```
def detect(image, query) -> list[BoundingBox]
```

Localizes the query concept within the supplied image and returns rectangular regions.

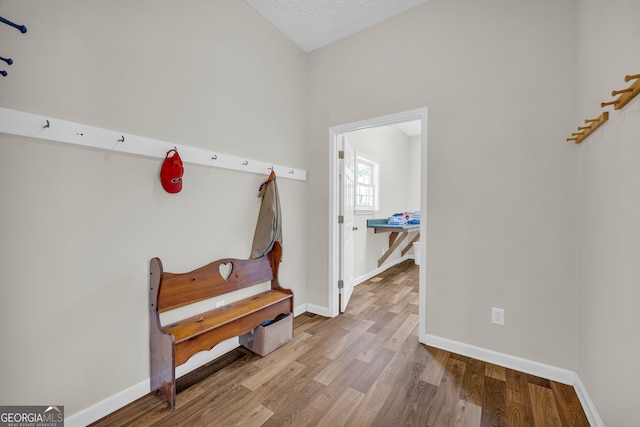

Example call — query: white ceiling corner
[395,120,422,137]
[244,0,429,52]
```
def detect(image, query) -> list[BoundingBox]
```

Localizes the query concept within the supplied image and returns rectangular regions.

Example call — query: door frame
[328,107,428,343]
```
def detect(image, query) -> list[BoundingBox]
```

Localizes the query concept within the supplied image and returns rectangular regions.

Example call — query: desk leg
[401,232,420,257]
[378,232,408,267]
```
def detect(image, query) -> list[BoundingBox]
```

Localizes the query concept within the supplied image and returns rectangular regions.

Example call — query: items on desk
[388,211,420,225]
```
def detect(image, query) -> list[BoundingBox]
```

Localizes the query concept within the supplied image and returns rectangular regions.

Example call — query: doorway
[328,108,428,343]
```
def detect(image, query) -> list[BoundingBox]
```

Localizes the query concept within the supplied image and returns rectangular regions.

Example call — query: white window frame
[355,153,380,214]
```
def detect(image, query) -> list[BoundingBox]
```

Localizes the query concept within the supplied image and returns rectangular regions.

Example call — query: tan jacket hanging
[250,171,282,259]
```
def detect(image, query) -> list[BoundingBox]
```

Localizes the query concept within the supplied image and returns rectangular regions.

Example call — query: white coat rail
[0,107,307,181]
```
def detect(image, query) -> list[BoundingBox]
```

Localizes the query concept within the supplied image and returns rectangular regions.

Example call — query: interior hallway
[92,260,588,426]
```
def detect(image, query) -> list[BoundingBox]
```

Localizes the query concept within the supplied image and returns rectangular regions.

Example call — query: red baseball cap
[160,149,183,193]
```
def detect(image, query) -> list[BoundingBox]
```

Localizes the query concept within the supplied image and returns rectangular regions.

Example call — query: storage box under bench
[240,313,293,356]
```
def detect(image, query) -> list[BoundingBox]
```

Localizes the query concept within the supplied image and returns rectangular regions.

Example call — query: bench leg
[150,257,177,411]
[154,381,175,411]
[150,328,176,411]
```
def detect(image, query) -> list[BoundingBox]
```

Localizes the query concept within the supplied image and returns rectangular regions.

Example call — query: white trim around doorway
[328,107,429,343]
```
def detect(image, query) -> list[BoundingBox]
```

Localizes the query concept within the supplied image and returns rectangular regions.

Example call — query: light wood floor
[92,260,589,426]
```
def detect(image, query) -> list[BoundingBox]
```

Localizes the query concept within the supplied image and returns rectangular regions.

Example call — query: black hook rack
[1,56,10,76]
[0,16,27,33]
[1,16,27,78]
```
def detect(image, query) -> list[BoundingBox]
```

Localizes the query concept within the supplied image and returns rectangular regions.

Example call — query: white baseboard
[305,303,331,317]
[301,255,415,319]
[66,306,320,427]
[573,374,605,427]
[66,378,149,427]
[294,303,307,317]
[65,338,239,427]
[69,314,604,427]
[424,334,576,384]
[423,334,603,427]
[353,254,414,287]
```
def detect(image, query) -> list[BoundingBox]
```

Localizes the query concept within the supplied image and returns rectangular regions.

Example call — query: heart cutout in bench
[219,262,233,281]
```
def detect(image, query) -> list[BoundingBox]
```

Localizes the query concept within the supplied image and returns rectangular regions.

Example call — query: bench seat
[164,290,293,366]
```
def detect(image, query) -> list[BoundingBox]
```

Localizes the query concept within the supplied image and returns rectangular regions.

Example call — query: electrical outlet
[215,300,226,308]
[491,307,504,326]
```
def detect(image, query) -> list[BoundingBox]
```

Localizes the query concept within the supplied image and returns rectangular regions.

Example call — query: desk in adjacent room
[366,219,420,267]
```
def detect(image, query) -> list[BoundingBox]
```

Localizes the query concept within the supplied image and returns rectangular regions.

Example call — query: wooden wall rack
[601,74,640,110]
[566,112,609,144]
[566,72,639,145]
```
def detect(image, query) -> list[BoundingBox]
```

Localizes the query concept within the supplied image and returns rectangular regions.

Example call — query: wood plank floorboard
[91,260,589,427]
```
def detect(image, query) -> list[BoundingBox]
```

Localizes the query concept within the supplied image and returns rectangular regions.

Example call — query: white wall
[307,0,580,371]
[347,125,419,280]
[575,0,640,425]
[407,135,421,212]
[4,0,637,423]
[0,0,308,419]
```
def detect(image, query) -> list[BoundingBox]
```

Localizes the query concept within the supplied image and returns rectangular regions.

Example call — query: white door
[339,136,356,313]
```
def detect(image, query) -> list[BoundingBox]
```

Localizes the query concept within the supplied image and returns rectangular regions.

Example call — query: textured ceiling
[244,0,429,52]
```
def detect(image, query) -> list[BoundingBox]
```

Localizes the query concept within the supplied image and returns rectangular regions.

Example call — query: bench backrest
[152,242,282,313]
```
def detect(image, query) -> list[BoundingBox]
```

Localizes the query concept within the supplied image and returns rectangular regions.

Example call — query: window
[355,154,379,213]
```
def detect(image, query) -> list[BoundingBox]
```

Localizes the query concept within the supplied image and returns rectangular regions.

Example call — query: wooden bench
[149,242,293,410]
